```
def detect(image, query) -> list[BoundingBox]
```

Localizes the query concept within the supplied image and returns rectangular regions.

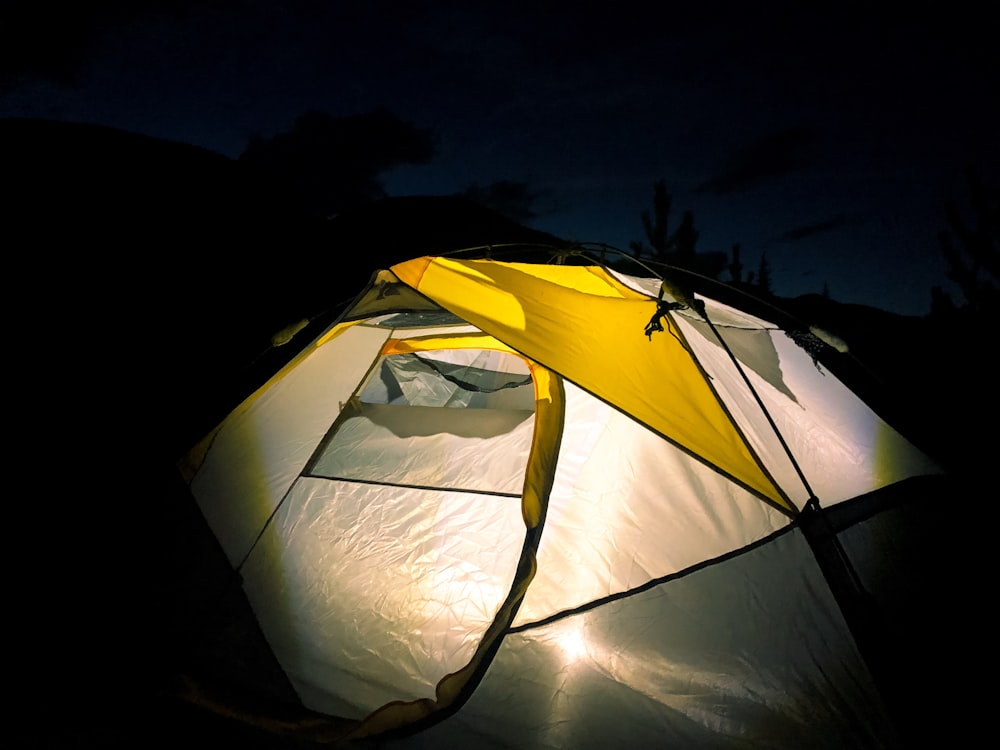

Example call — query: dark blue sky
[3,1,996,314]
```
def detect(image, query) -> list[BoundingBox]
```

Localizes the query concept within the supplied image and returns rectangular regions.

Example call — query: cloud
[458,179,548,225]
[773,213,851,243]
[697,126,819,195]
[0,1,223,88]
[238,108,436,217]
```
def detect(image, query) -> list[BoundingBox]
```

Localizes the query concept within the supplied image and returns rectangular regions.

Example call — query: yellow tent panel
[392,256,790,509]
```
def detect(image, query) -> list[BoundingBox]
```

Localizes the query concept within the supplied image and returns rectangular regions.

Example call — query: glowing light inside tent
[558,624,590,663]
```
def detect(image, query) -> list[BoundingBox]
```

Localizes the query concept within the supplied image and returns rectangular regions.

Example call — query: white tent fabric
[241,477,526,717]
[672,306,939,506]
[410,529,897,750]
[515,379,787,626]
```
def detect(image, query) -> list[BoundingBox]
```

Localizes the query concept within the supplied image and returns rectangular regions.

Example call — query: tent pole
[798,502,914,747]
[690,302,914,746]
[688,298,816,500]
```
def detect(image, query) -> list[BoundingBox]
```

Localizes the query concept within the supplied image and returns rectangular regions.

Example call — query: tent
[178,253,946,747]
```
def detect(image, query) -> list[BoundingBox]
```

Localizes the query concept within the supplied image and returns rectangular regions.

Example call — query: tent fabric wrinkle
[181,253,943,747]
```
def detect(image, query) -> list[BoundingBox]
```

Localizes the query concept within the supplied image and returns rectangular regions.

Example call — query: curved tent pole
[665,274,913,747]
[689,295,819,504]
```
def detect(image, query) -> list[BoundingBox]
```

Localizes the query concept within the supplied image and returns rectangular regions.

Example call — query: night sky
[3,1,997,315]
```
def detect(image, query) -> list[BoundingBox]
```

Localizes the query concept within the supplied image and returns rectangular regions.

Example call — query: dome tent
[178,251,944,747]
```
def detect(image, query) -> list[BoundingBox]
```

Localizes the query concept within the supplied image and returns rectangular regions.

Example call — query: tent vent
[376,310,467,328]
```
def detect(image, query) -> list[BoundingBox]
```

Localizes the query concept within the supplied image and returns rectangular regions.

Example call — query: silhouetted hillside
[3,119,564,448]
[6,118,326,444]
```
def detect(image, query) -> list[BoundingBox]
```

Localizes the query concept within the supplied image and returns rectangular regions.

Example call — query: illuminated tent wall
[180,256,942,747]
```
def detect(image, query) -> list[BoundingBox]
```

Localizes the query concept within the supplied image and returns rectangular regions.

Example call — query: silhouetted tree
[631,179,672,258]
[672,210,699,265]
[756,252,773,296]
[238,108,435,218]
[631,179,724,278]
[930,284,958,317]
[728,243,743,284]
[935,168,999,317]
[460,180,539,224]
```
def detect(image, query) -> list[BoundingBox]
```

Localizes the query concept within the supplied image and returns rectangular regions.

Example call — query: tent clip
[803,495,823,513]
[644,299,687,340]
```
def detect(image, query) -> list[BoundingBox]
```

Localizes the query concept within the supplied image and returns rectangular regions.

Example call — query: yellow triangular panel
[392,256,790,509]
